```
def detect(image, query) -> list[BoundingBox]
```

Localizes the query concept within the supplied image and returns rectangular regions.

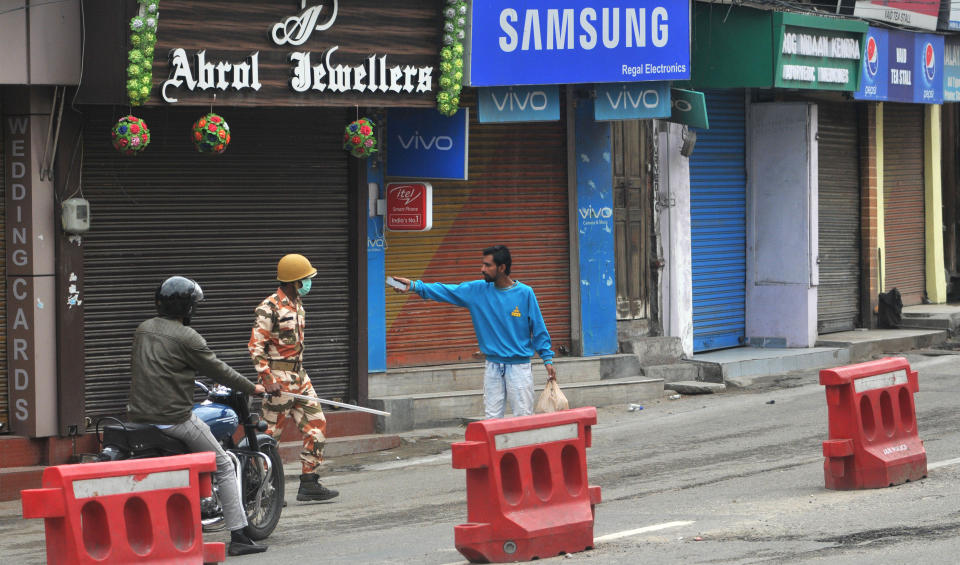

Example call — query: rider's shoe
[228,532,268,556]
[297,473,339,501]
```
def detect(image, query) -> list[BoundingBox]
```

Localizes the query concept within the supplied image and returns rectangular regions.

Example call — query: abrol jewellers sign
[466,0,691,86]
[154,0,439,106]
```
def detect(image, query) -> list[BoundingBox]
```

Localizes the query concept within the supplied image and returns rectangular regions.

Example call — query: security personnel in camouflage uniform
[248,254,339,502]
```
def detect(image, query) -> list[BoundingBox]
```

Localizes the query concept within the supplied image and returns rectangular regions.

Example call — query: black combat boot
[297,473,339,502]
[228,530,268,556]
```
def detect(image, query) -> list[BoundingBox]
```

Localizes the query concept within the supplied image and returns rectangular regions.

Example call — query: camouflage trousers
[261,369,327,474]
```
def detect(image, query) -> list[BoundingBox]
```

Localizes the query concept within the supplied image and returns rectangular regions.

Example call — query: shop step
[369,376,664,433]
[276,433,403,466]
[642,362,701,383]
[0,466,46,502]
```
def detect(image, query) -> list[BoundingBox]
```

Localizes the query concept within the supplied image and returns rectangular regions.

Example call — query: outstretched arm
[390,276,474,308]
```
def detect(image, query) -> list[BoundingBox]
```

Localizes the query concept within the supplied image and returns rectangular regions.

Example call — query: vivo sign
[594,82,671,121]
[467,1,690,86]
[386,108,469,180]
[397,135,455,151]
[478,85,561,122]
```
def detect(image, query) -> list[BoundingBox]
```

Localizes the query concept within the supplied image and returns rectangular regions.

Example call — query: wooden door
[612,121,651,320]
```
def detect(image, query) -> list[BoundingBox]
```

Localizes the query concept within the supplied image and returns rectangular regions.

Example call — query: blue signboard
[887,30,914,103]
[946,38,960,102]
[386,108,469,180]
[594,82,671,121]
[467,1,691,86]
[855,28,888,101]
[855,28,943,103]
[914,34,943,104]
[477,85,561,122]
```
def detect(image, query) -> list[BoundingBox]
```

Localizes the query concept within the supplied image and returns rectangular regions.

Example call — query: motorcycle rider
[128,276,269,557]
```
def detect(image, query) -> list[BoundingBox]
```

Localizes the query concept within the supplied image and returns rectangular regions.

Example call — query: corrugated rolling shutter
[0,126,6,431]
[883,103,925,305]
[81,107,351,421]
[817,103,861,333]
[690,90,746,352]
[384,94,571,367]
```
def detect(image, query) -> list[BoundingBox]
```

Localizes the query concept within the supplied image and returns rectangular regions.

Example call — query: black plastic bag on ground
[878,288,902,328]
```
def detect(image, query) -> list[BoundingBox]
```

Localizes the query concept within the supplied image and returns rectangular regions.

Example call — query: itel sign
[386,182,432,231]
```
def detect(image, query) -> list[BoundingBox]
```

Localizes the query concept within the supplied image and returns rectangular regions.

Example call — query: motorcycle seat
[102,422,188,455]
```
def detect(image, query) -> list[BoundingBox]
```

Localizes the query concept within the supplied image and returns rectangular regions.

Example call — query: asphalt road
[2,349,959,564]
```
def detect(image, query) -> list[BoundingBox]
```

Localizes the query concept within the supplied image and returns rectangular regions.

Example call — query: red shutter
[385,93,571,367]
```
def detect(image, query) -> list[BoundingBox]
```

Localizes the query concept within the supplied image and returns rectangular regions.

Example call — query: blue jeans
[483,361,534,419]
[159,413,247,531]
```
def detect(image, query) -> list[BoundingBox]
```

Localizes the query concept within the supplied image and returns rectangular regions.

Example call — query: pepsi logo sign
[866,36,879,77]
[924,42,936,81]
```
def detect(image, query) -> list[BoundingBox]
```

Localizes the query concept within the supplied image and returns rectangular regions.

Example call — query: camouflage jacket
[248,287,305,386]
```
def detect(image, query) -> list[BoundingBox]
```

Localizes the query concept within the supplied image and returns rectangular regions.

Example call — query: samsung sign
[467,1,691,87]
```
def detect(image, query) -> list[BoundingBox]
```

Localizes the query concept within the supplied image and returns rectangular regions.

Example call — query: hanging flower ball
[191,112,231,154]
[111,115,151,156]
[342,118,377,158]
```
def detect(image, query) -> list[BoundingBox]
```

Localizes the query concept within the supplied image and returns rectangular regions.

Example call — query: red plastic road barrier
[451,406,602,563]
[820,356,927,490]
[21,452,225,564]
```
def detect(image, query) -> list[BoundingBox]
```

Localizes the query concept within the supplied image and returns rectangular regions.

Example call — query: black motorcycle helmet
[155,276,204,325]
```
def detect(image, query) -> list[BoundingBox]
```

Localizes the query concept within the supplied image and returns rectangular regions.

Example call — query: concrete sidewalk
[687,303,959,388]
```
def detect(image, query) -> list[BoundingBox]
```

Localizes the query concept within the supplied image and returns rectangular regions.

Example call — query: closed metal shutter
[883,104,925,305]
[817,103,861,333]
[0,126,6,431]
[690,90,747,352]
[81,107,351,421]
[384,94,571,367]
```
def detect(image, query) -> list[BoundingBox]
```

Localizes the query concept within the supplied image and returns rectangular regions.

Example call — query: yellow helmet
[277,254,317,282]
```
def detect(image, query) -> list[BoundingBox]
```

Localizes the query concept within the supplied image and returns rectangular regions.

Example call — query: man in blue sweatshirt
[392,245,556,418]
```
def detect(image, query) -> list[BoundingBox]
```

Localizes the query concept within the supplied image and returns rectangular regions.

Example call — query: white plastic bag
[535,379,569,413]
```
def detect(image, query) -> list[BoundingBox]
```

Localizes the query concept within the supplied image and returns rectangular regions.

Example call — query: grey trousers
[159,413,247,531]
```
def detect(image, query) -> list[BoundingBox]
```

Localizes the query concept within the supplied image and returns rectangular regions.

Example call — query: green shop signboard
[683,5,866,91]
[774,13,865,91]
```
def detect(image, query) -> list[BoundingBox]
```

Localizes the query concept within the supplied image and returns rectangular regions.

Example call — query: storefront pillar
[656,122,693,357]
[3,88,58,437]
[924,104,947,303]
[366,158,386,373]
[573,96,617,356]
[860,103,884,328]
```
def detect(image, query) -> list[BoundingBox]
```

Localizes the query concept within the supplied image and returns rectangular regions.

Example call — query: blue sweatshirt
[413,279,554,365]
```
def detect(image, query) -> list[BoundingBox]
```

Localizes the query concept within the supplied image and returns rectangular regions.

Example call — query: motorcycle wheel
[243,444,285,540]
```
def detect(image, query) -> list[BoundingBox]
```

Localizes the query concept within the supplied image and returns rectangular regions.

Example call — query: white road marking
[362,451,451,471]
[594,520,696,543]
[928,457,960,470]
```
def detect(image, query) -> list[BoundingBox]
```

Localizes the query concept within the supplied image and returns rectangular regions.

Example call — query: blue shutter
[689,91,747,352]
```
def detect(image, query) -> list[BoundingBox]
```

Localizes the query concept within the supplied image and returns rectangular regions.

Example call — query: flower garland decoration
[191,113,231,154]
[437,0,468,116]
[343,118,377,158]
[126,0,160,105]
[111,115,151,156]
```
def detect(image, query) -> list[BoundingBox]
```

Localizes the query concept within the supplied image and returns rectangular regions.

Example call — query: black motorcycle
[97,381,284,540]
